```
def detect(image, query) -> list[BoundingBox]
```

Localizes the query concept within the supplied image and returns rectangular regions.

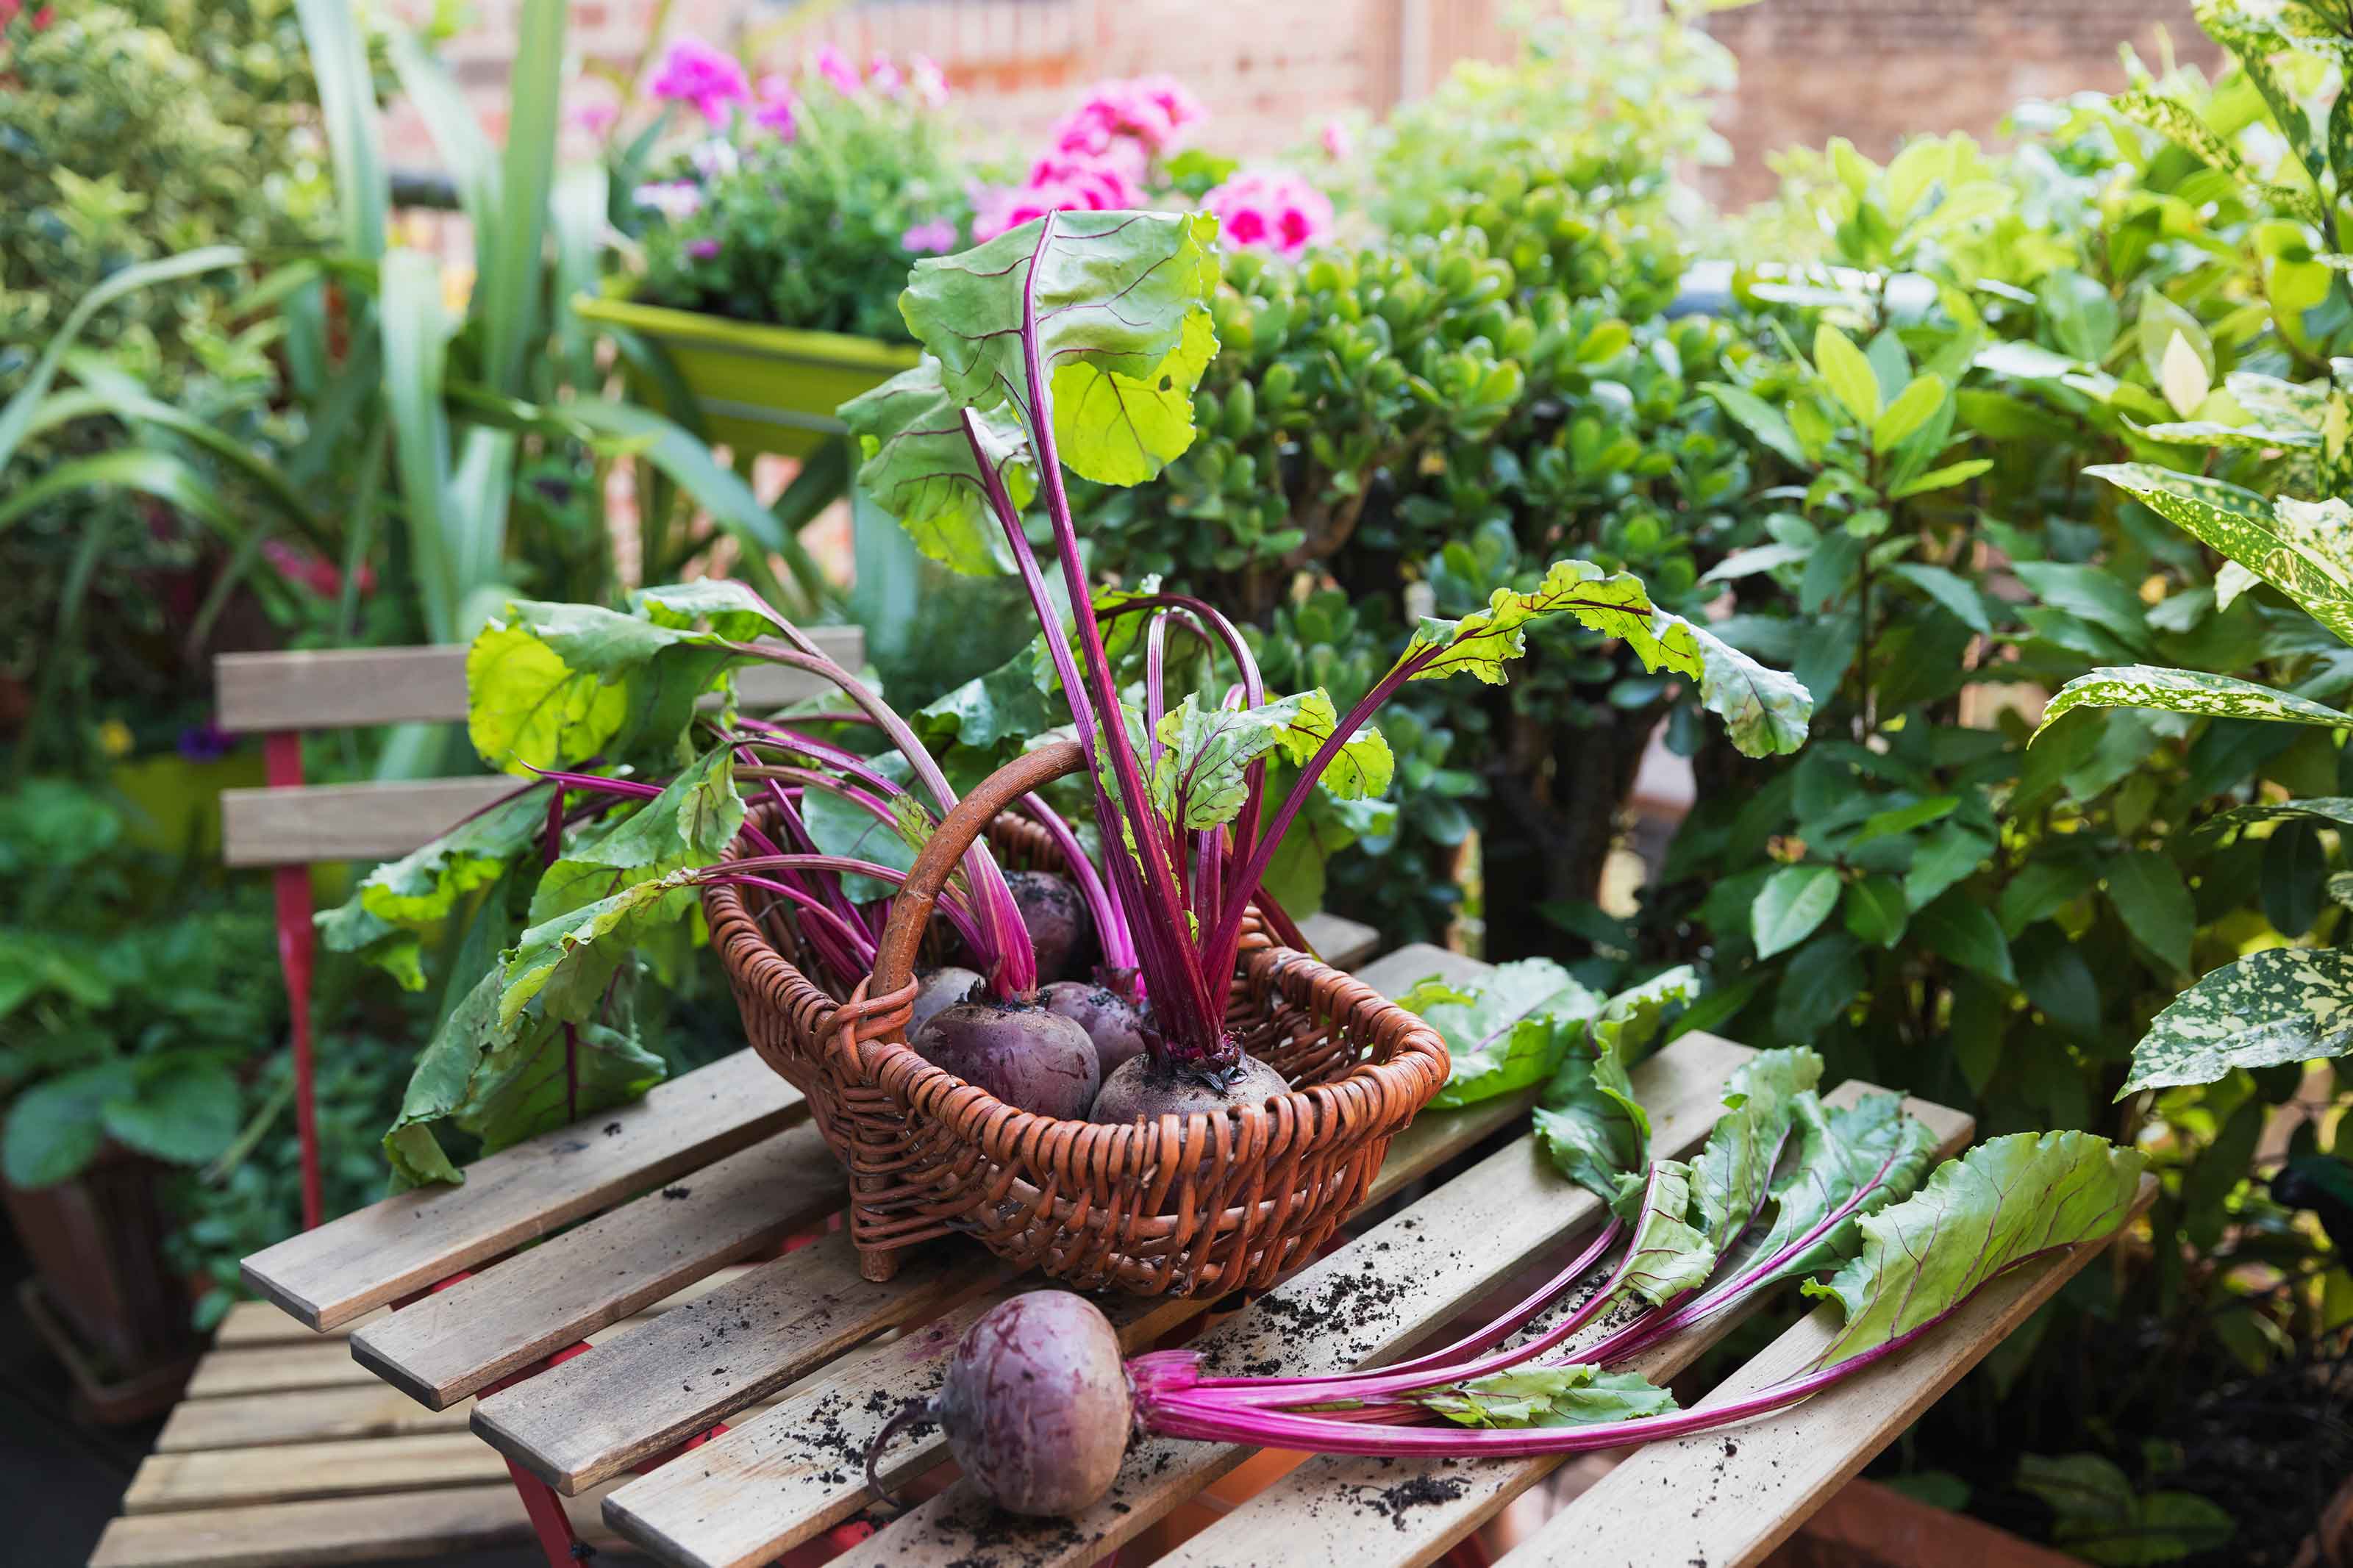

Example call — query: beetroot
[1007,870,1093,983]
[913,997,1101,1119]
[882,1289,1132,1516]
[1089,1050,1289,1124]
[908,965,982,1040]
[1041,981,1149,1075]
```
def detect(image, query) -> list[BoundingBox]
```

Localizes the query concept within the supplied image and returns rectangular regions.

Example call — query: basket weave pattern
[705,740,1450,1296]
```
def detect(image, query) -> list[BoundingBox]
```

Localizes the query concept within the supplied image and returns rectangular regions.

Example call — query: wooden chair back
[213,627,865,1225]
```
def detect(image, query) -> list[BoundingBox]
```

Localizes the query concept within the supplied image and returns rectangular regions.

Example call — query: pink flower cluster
[1050,75,1205,163]
[650,37,749,125]
[1202,169,1332,259]
[650,37,949,138]
[972,76,1205,242]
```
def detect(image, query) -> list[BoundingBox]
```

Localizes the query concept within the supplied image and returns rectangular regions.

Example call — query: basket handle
[871,738,1088,1011]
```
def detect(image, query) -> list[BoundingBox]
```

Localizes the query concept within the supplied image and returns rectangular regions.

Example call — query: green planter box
[573,296,919,459]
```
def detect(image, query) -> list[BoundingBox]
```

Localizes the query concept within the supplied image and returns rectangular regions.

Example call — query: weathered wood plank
[182,1342,377,1399]
[210,1264,760,1350]
[221,777,523,867]
[88,1482,620,1568]
[156,1386,475,1453]
[604,1034,1751,1568]
[242,1049,800,1331]
[1502,1174,2157,1568]
[351,1126,843,1409]
[215,627,863,734]
[1297,910,1381,971]
[1151,1087,1977,1568]
[474,1231,993,1494]
[121,1432,510,1514]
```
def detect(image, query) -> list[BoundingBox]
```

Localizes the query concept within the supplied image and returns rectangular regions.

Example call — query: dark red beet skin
[932,1291,1132,1515]
[1040,980,1149,1074]
[1089,1051,1290,1123]
[911,998,1101,1120]
[908,965,982,1039]
[1007,870,1093,983]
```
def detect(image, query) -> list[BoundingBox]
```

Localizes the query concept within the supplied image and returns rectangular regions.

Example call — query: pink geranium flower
[1321,118,1352,161]
[651,36,750,125]
[811,43,862,96]
[901,218,958,254]
[865,53,903,96]
[754,74,799,138]
[1050,74,1207,161]
[1202,168,1332,259]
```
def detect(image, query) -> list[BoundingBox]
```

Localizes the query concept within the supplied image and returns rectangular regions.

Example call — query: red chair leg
[505,1458,586,1567]
[263,731,322,1231]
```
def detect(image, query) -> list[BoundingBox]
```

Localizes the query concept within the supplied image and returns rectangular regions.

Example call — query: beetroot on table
[911,997,1101,1120]
[1007,870,1093,984]
[1040,980,1149,1075]
[1089,1050,1289,1124]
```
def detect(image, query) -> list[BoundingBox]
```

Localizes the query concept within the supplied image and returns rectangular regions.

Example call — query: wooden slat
[88,1482,621,1568]
[1297,910,1380,970]
[191,1269,767,1400]
[604,1034,1748,1568]
[121,1432,510,1514]
[812,1031,1753,1568]
[221,776,521,867]
[182,1342,376,1399]
[475,1231,992,1494]
[242,1049,800,1331]
[351,1125,842,1408]
[1151,1086,1977,1568]
[215,626,864,733]
[210,1263,760,1350]
[1504,1174,2159,1568]
[156,1386,475,1453]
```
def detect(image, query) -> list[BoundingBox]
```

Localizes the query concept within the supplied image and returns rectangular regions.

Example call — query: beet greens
[844,208,1815,1080]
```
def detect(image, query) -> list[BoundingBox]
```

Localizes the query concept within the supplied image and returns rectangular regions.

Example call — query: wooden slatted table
[140,938,2145,1568]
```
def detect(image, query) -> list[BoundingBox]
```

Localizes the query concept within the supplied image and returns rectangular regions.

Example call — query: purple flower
[176,723,233,763]
[866,53,903,96]
[900,218,958,254]
[687,237,721,260]
[754,74,799,139]
[651,36,750,125]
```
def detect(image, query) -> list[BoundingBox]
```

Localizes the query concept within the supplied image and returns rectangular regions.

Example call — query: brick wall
[1704,0,2213,203]
[385,1,2218,212]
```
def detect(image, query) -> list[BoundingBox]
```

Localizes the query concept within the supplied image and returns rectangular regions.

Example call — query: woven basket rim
[704,867,1448,1145]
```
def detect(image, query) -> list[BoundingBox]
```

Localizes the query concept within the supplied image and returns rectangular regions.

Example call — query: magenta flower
[1202,169,1332,259]
[1026,154,1141,209]
[754,74,799,139]
[865,53,903,96]
[686,237,721,260]
[651,36,750,125]
[571,98,618,137]
[812,43,862,96]
[900,218,958,254]
[1051,74,1207,162]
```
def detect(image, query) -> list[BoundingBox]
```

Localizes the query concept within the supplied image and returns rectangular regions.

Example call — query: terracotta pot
[4,1146,196,1390]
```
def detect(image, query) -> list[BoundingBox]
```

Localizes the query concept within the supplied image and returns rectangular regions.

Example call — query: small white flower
[689,138,740,182]
[632,182,704,222]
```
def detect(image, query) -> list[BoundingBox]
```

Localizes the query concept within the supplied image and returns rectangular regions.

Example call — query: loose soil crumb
[662,1186,692,1199]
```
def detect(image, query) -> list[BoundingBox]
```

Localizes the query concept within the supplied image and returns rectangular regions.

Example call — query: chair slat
[474,1231,986,1494]
[207,1262,759,1350]
[215,626,864,734]
[219,777,521,868]
[801,1031,1754,1568]
[1296,910,1379,971]
[351,1125,842,1409]
[88,1482,618,1568]
[242,1049,799,1331]
[121,1431,509,1514]
[1149,1086,1977,1568]
[156,1386,474,1453]
[182,1342,377,1399]
[1503,1174,2157,1568]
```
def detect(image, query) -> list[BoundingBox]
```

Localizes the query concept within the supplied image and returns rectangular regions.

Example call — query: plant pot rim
[571,292,922,372]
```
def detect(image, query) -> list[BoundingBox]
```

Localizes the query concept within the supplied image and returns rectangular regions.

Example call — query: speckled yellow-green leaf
[2120,946,2353,1096]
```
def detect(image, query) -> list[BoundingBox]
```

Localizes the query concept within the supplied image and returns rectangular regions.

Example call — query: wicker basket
[705,740,1450,1296]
